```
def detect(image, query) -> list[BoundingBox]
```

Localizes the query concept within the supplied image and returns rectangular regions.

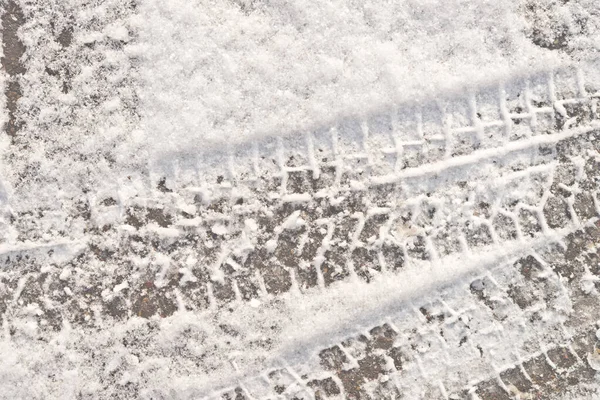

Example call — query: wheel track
[6,63,599,247]
[150,63,600,193]
[207,220,600,400]
[0,23,600,399]
[102,130,599,308]
[2,2,600,397]
[2,76,600,324]
[1,62,600,398]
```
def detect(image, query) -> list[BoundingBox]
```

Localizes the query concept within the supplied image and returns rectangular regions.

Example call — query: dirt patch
[1,0,26,137]
[523,0,591,54]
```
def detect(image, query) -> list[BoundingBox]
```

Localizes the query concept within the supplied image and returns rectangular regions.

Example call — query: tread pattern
[2,67,600,324]
[206,221,600,400]
[1,63,600,399]
[2,128,598,324]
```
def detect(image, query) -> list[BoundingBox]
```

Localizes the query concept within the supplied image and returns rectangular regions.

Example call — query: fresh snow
[139,0,567,157]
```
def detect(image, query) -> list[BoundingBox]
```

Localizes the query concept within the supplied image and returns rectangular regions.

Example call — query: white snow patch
[265,239,278,253]
[211,223,229,236]
[276,210,306,233]
[249,298,261,308]
[113,281,129,294]
[104,23,130,42]
[138,0,566,161]
[244,218,258,232]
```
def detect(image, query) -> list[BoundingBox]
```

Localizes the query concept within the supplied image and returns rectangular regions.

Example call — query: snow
[211,223,229,236]
[113,281,129,293]
[0,228,568,397]
[138,0,567,160]
[0,63,5,139]
[2,0,600,397]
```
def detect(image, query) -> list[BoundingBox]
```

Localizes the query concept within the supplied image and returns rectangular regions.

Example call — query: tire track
[1,50,600,397]
[1,121,598,332]
[208,220,600,399]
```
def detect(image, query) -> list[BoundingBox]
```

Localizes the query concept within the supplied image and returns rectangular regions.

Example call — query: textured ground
[1,1,600,399]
